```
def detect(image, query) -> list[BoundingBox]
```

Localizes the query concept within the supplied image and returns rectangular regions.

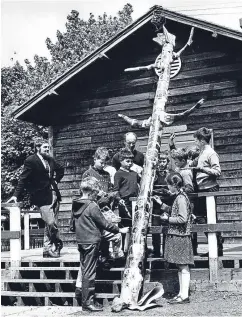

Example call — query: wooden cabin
[13,6,242,247]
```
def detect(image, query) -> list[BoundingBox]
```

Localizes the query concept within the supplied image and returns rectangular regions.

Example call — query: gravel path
[1,291,242,317]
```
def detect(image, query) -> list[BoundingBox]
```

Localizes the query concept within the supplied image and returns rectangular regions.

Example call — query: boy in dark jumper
[82,147,112,194]
[82,147,124,262]
[70,176,128,312]
[113,148,139,228]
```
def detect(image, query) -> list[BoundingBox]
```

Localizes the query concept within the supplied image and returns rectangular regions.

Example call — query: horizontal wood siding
[52,29,242,242]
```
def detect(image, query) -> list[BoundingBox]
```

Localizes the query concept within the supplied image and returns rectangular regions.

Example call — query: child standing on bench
[192,127,223,256]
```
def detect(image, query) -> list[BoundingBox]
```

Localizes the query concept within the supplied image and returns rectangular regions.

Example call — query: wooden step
[12,266,80,271]
[146,256,209,262]
[9,266,125,271]
[1,290,118,306]
[1,291,118,298]
[2,279,122,284]
[2,279,76,283]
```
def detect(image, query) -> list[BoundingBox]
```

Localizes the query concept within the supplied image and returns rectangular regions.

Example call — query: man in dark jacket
[70,176,128,312]
[7,138,64,258]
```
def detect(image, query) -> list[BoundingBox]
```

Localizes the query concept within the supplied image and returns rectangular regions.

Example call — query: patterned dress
[164,190,194,265]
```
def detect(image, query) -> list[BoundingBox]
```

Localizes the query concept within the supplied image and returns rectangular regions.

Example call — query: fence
[1,190,242,282]
[131,190,242,283]
[1,205,44,252]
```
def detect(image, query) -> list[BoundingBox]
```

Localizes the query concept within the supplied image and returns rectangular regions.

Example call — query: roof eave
[12,7,154,120]
[13,5,242,121]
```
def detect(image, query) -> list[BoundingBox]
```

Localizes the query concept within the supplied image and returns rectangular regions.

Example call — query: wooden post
[9,204,21,277]
[24,212,30,250]
[206,196,218,282]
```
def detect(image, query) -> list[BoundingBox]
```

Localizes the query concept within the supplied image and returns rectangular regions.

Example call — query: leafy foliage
[1,4,133,202]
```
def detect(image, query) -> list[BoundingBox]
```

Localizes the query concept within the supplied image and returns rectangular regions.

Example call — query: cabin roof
[12,5,242,123]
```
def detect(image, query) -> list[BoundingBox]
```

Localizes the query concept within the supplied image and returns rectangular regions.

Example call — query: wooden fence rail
[1,203,22,278]
[2,190,242,282]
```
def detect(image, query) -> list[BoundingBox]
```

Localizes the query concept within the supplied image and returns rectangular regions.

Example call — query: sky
[1,0,242,67]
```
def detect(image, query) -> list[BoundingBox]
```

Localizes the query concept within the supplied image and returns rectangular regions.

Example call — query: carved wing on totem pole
[118,98,205,128]
[112,10,204,312]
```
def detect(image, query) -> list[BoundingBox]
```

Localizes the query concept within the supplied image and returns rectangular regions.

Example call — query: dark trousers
[119,198,132,227]
[193,185,223,254]
[152,204,162,256]
[119,198,132,250]
[78,242,100,307]
[152,201,168,256]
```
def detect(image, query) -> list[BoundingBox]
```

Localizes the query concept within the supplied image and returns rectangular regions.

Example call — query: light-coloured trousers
[38,192,60,252]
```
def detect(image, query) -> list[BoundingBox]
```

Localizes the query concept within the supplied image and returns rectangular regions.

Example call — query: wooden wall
[52,22,242,244]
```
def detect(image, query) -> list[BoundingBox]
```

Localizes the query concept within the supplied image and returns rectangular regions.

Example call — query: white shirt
[37,153,50,177]
[104,165,116,185]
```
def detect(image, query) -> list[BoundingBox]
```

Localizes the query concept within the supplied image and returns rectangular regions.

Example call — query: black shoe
[169,296,190,304]
[82,304,103,312]
[43,249,60,258]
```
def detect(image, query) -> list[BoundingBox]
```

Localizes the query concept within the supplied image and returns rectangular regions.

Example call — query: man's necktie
[44,159,50,176]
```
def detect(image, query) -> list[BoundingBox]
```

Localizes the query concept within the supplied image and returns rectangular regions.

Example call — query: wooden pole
[112,26,177,311]
[112,20,199,311]
[206,196,218,282]
[9,204,21,278]
[24,212,30,250]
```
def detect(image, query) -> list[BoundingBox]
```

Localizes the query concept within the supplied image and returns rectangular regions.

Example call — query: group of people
[7,127,222,311]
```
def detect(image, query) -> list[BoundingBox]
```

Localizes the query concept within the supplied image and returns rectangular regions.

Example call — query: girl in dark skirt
[154,172,194,304]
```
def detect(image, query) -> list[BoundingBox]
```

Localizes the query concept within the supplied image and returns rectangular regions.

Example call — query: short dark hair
[193,127,212,143]
[171,148,188,161]
[166,172,183,189]
[119,148,134,161]
[94,147,110,161]
[159,150,170,163]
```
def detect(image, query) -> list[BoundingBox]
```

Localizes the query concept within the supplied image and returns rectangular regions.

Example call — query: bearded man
[7,138,64,258]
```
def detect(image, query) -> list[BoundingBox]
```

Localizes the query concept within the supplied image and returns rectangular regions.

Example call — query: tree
[1,4,133,202]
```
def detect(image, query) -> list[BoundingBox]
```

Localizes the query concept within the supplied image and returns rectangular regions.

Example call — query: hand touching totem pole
[112,9,204,312]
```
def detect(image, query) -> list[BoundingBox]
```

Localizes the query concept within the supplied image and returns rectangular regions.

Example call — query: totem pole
[112,10,204,312]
